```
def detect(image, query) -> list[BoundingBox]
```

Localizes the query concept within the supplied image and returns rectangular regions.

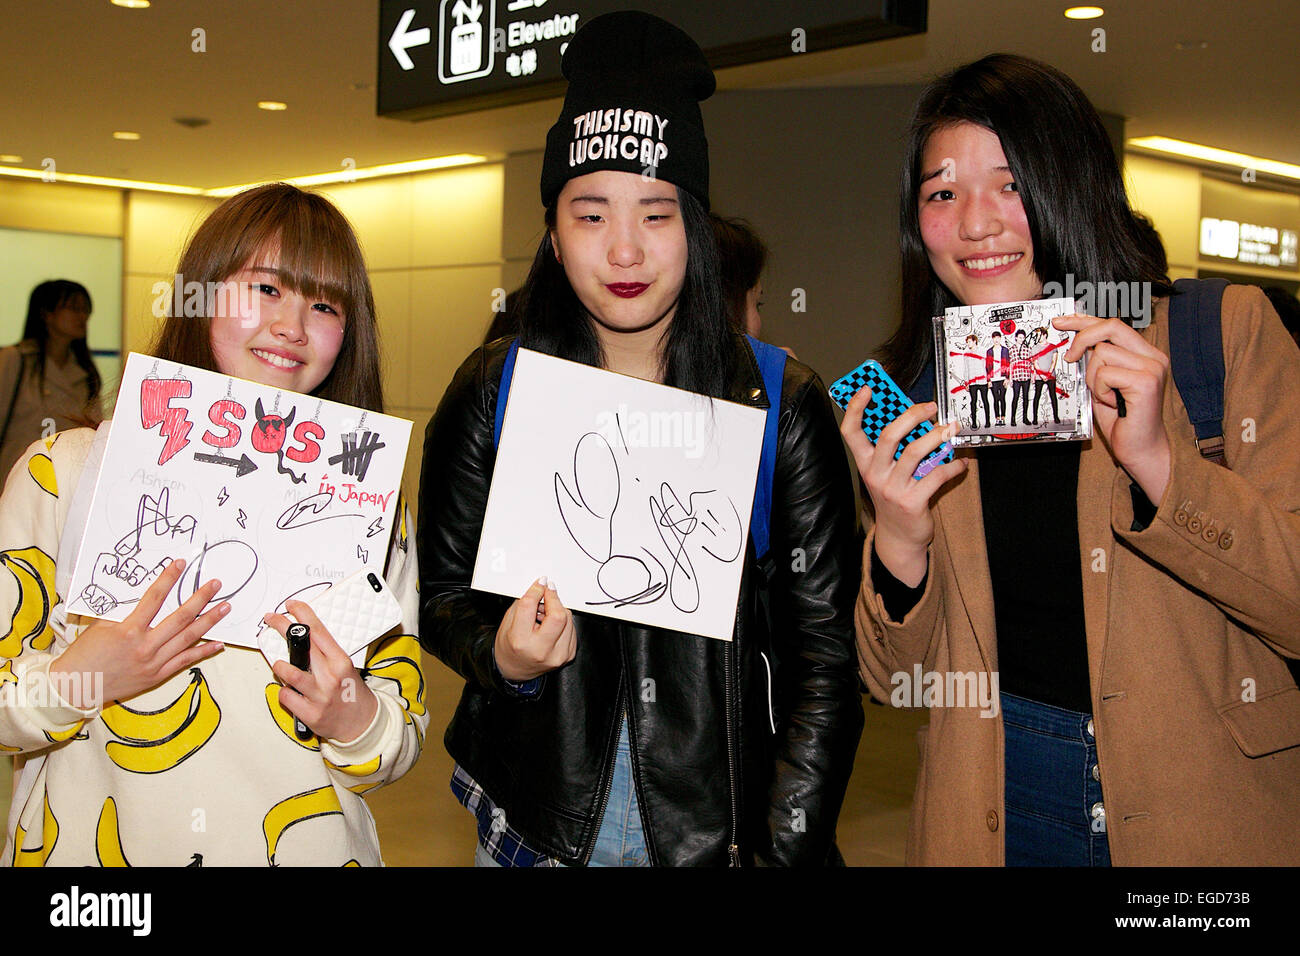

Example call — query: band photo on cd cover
[934,298,1093,447]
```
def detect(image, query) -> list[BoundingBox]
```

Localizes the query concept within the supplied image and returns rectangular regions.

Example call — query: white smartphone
[258,567,402,670]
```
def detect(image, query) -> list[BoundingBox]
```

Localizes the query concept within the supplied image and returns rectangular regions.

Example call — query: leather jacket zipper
[724,619,740,867]
[583,675,625,866]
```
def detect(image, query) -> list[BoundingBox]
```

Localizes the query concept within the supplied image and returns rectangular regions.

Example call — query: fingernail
[537,575,548,588]
[219,603,230,615]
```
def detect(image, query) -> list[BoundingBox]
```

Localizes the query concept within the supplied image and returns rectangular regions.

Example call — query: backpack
[492,335,788,562]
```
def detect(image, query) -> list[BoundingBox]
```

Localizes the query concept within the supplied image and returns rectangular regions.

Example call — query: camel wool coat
[856,285,1300,866]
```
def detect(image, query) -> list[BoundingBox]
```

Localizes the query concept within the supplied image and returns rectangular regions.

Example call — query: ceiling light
[1128,136,1300,181]
[257,101,288,111]
[0,165,203,195]
[0,154,488,197]
[113,131,141,141]
[1174,39,1209,51]
[111,0,151,7]
[0,155,22,164]
[207,154,488,197]
[1064,7,1104,18]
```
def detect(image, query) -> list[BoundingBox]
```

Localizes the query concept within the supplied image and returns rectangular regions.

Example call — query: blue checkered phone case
[829,360,953,479]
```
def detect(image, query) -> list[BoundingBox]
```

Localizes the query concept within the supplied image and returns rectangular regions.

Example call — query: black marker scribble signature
[178,539,259,608]
[649,485,742,613]
[276,492,362,530]
[114,488,197,557]
[555,431,742,613]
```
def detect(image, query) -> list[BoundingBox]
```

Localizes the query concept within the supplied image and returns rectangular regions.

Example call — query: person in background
[713,215,796,358]
[0,280,103,478]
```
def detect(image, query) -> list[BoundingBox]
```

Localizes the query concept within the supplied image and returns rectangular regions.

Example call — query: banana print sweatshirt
[0,427,427,866]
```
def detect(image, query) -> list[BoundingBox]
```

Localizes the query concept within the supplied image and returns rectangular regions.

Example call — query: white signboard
[66,353,412,649]
[473,349,765,642]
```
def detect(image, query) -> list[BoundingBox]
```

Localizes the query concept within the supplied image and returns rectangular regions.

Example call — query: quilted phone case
[829,360,953,479]
[303,568,402,658]
[257,567,402,672]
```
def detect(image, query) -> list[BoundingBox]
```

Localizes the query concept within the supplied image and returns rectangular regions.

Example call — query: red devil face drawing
[251,398,295,454]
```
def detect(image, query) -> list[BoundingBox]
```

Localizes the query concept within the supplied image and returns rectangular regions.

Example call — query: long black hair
[881,53,1173,387]
[21,279,102,403]
[516,185,736,399]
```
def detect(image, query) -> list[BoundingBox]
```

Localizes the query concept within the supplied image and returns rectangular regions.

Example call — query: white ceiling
[1,0,1296,190]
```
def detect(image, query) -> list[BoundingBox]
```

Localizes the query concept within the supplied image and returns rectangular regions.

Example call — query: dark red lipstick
[606,283,648,298]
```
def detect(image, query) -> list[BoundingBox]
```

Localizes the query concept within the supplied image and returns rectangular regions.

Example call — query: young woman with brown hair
[0,183,425,866]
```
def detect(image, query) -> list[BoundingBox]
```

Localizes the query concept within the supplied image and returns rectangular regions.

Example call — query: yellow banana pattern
[43,722,87,744]
[263,786,343,865]
[0,438,425,865]
[263,682,319,750]
[364,639,426,747]
[103,668,221,774]
[95,797,130,867]
[13,792,58,867]
[0,546,57,657]
[27,454,57,498]
[325,753,382,778]
[103,668,205,742]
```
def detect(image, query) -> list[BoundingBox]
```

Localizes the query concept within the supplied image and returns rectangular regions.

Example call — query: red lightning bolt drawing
[140,378,194,465]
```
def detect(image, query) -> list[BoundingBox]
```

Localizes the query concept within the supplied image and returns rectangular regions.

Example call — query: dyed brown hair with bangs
[149,182,384,412]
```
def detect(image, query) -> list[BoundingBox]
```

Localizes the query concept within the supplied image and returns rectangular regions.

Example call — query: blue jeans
[1002,692,1111,867]
[473,716,649,867]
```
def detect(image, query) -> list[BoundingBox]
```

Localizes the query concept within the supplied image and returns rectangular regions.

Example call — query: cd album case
[932,297,1092,448]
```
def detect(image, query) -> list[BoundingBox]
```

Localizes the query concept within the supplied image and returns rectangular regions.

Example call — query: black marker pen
[287,622,313,741]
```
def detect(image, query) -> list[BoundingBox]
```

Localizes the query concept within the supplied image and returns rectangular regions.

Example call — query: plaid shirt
[1009,341,1035,381]
[452,764,562,867]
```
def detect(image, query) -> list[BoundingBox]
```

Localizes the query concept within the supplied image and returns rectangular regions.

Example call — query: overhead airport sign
[378,0,928,120]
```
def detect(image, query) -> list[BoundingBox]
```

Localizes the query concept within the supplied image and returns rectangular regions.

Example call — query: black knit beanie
[539,11,716,209]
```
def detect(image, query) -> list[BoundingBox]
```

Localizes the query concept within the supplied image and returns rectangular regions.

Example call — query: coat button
[1085,717,1094,739]
[986,810,998,832]
[1218,530,1234,550]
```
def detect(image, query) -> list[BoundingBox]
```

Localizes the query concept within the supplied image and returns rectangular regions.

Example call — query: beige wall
[315,163,505,513]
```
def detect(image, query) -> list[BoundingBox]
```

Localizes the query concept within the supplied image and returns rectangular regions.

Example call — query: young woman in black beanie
[418,11,863,866]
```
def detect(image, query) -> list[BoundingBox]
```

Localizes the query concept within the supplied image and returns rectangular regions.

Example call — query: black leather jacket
[417,335,863,866]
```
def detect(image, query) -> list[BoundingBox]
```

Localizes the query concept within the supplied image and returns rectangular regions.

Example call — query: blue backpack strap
[746,335,787,563]
[492,338,521,450]
[1167,278,1229,467]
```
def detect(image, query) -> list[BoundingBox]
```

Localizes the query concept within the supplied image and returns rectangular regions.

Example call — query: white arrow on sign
[452,0,483,26]
[389,8,432,71]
